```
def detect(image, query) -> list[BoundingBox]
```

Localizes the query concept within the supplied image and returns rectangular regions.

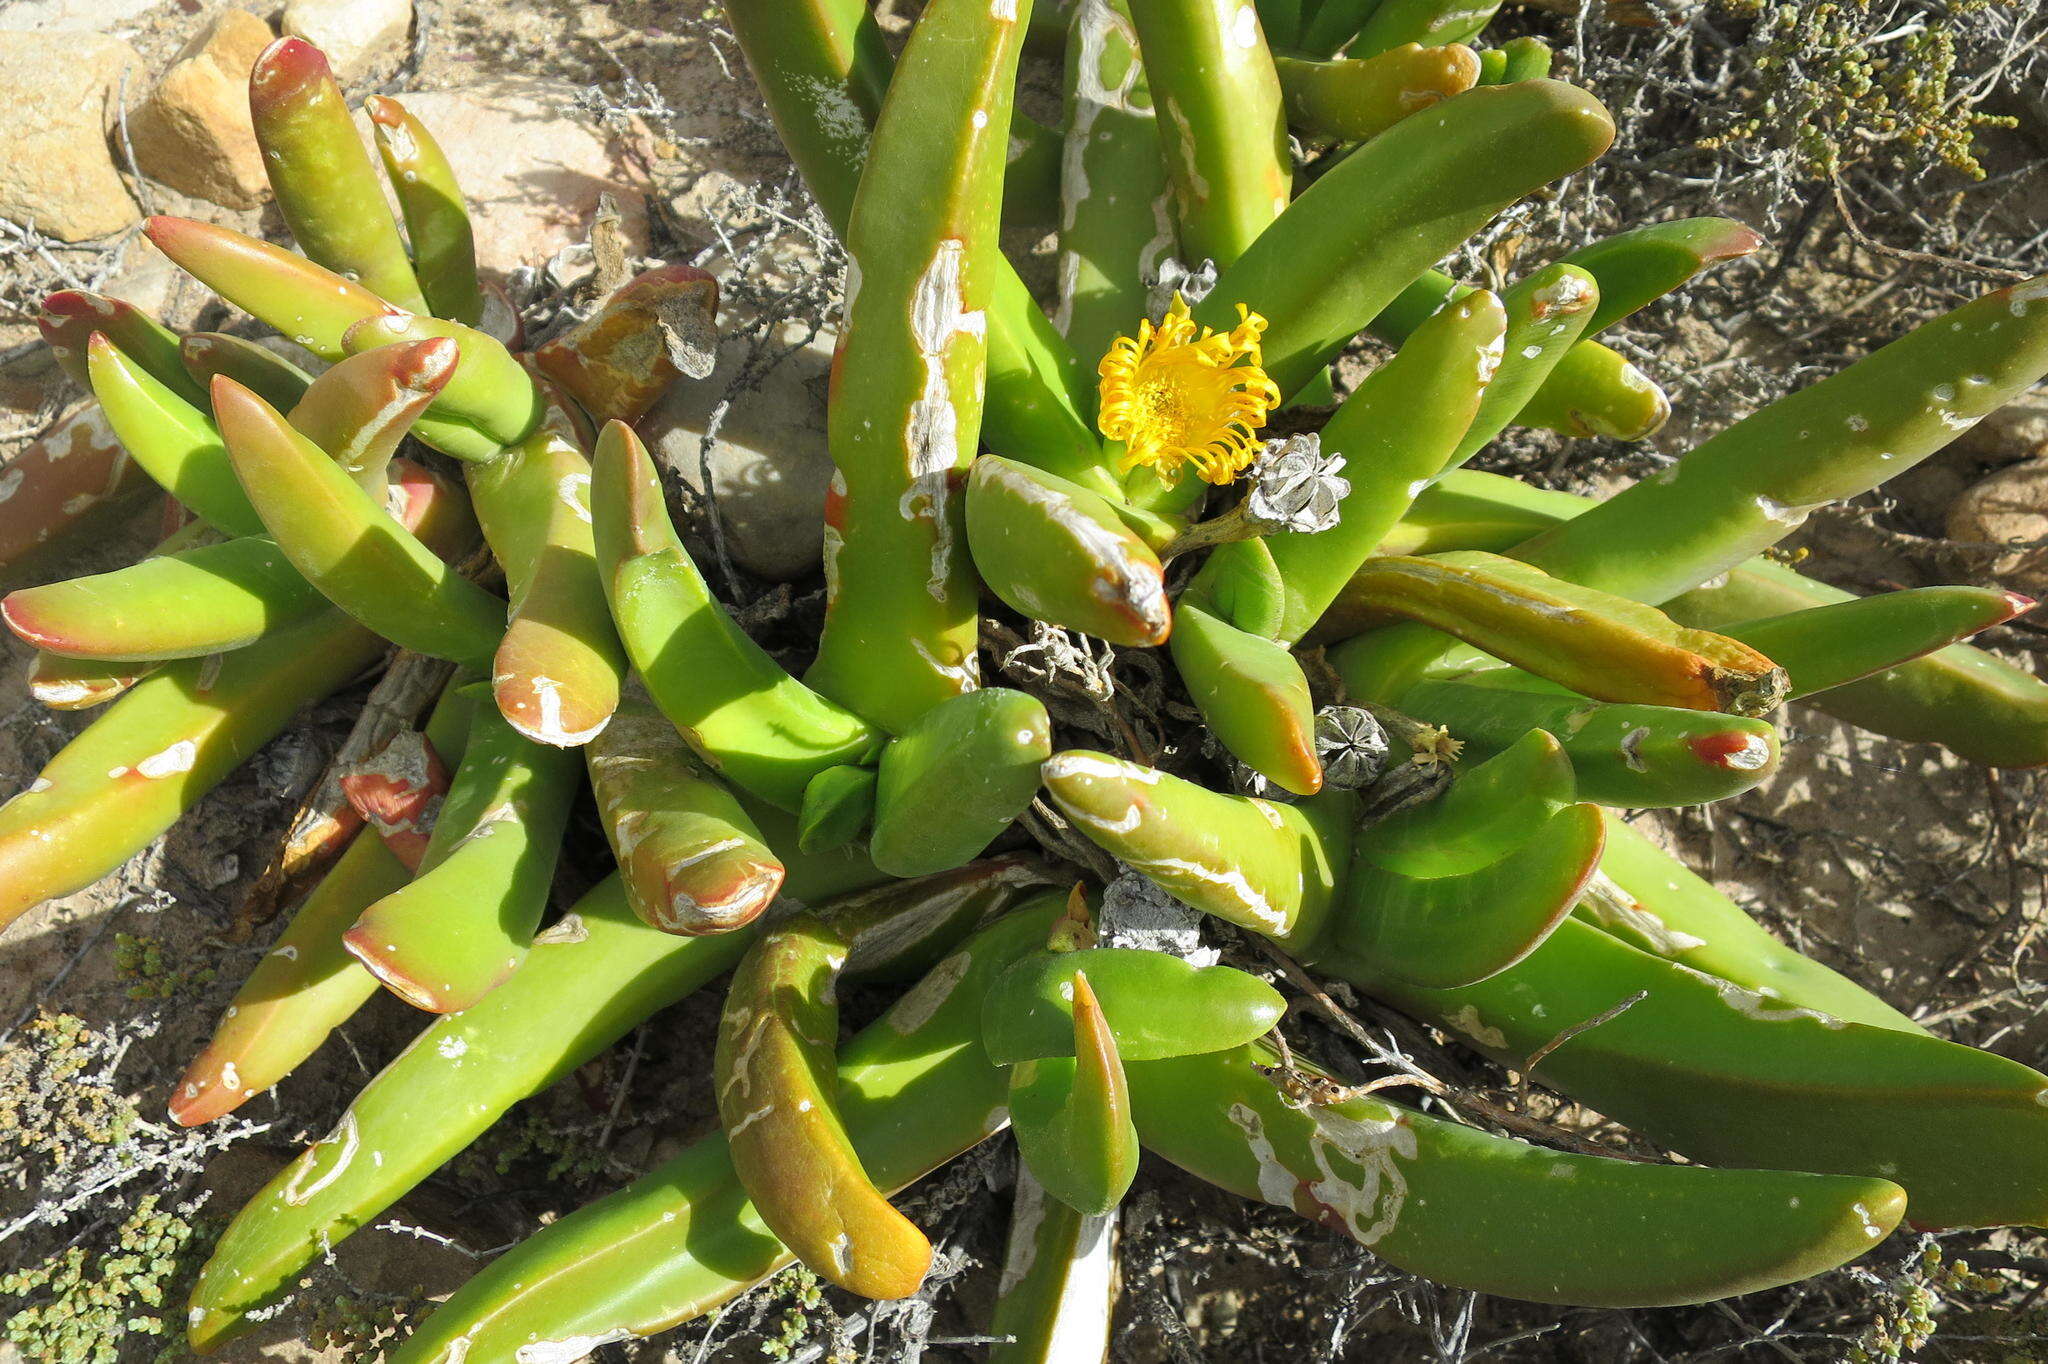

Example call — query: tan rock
[281,0,412,81]
[352,76,653,278]
[1947,458,2048,591]
[0,0,155,32]
[0,33,144,241]
[125,8,275,211]
[643,333,835,582]
[1954,393,2048,462]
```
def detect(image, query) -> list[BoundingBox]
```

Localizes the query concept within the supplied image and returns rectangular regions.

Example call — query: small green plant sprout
[0,6,2045,1360]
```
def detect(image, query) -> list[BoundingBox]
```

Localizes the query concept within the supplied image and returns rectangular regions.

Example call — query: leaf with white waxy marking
[589,691,784,936]
[467,426,627,747]
[1040,748,1353,946]
[966,454,1171,647]
[718,912,934,1297]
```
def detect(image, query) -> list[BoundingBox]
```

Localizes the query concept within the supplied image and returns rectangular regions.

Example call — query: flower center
[1097,297,1280,487]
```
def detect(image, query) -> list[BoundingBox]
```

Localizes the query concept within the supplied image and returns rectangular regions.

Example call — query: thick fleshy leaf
[1395,467,2048,767]
[1008,973,1139,1214]
[0,607,384,934]
[144,216,398,362]
[3,461,467,662]
[39,290,203,405]
[1347,0,1501,58]
[1340,551,1788,715]
[214,376,505,664]
[1053,0,1169,364]
[1386,676,1780,808]
[1520,274,2048,605]
[982,946,1285,1063]
[467,427,626,746]
[186,875,749,1350]
[1170,601,1321,794]
[170,833,400,1126]
[87,333,263,537]
[285,339,458,487]
[1132,1042,1907,1305]
[364,94,485,325]
[371,897,1064,1364]
[27,652,153,710]
[717,913,934,1298]
[1516,339,1670,439]
[1040,749,1352,945]
[1217,289,1502,646]
[248,37,427,312]
[1716,587,2031,700]
[1193,80,1613,400]
[986,1171,1116,1364]
[342,311,544,452]
[1126,0,1288,266]
[801,0,1027,729]
[869,688,1051,877]
[590,691,784,935]
[967,454,1170,646]
[173,685,475,1126]
[593,421,883,807]
[342,701,581,1012]
[1344,916,2048,1230]
[1274,44,1480,144]
[178,332,314,411]
[1322,806,1602,988]
[797,763,877,854]
[1583,813,1922,1034]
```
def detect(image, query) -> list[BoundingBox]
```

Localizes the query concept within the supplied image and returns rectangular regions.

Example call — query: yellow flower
[1097,297,1281,486]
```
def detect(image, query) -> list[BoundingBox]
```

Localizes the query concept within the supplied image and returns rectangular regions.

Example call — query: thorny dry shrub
[5,2,2048,1360]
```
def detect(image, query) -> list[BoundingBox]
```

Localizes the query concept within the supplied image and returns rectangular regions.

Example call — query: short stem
[1158,499,1282,560]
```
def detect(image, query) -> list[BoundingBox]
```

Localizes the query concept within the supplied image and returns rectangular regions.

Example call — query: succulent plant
[2,5,2047,1360]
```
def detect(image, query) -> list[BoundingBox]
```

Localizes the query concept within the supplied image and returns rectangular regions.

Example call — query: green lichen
[455,1107,613,1189]
[113,933,217,1002]
[305,1288,429,1362]
[759,1263,827,1361]
[0,1196,214,1364]
[1846,1241,2010,1363]
[0,1011,138,1176]
[1698,1,2018,182]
